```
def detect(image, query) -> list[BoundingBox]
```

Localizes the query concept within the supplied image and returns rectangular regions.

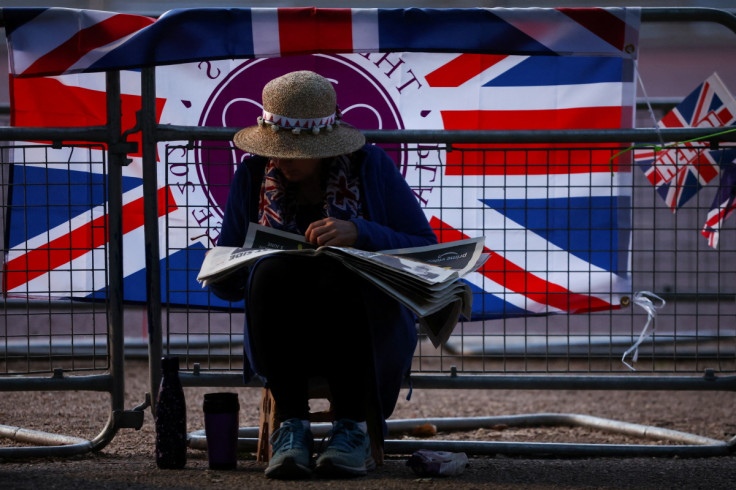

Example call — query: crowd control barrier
[1,7,735,459]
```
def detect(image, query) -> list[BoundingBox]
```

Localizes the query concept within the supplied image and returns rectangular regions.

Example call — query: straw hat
[233,70,366,159]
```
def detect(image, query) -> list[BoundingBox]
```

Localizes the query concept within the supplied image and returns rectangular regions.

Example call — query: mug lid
[203,392,239,413]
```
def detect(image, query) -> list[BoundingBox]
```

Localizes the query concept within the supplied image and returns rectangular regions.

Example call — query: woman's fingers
[305,218,357,246]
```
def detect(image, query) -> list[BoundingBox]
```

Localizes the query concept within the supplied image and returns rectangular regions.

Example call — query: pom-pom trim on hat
[259,109,337,135]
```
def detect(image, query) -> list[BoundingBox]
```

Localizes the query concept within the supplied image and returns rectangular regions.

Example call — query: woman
[211,70,437,480]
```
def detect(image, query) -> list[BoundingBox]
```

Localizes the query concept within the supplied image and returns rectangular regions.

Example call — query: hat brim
[233,122,366,159]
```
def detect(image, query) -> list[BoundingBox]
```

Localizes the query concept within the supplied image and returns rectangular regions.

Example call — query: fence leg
[140,66,164,411]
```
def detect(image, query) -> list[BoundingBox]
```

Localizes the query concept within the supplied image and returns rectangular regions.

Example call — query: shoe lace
[270,419,306,452]
[325,419,365,452]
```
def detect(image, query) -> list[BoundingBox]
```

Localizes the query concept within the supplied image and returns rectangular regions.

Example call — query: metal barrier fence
[0,73,144,458]
[161,142,736,376]
[2,143,110,375]
[155,131,736,458]
[1,6,736,459]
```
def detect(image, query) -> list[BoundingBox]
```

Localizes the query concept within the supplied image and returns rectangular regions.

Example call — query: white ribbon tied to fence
[622,291,667,371]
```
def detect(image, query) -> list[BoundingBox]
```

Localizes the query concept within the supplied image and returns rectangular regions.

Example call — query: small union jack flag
[702,160,736,248]
[635,73,736,211]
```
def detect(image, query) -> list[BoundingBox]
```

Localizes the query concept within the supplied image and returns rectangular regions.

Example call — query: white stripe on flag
[461,261,623,316]
[402,82,625,111]
[7,247,108,296]
[439,200,619,285]
[425,192,622,297]
[463,270,563,315]
[7,186,143,255]
[42,70,142,95]
[434,173,628,202]
[251,8,280,58]
[65,30,143,74]
[351,9,379,52]
[10,9,117,75]
[464,55,529,86]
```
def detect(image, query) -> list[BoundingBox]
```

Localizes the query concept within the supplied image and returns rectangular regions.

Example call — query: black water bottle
[155,356,187,469]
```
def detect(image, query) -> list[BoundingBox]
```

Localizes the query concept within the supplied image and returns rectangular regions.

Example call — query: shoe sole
[265,456,312,480]
[315,456,376,478]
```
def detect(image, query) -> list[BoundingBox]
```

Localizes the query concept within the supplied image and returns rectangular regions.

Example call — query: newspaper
[197,224,488,347]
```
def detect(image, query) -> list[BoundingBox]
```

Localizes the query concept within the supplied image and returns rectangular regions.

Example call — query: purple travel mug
[203,392,240,470]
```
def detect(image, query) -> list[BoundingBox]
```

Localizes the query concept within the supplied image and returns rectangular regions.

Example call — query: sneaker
[265,418,313,480]
[315,419,376,478]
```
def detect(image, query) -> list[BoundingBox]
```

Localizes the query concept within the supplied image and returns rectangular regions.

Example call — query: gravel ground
[2,359,736,489]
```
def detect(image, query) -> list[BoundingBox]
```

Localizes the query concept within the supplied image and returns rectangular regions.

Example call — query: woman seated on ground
[210,70,437,480]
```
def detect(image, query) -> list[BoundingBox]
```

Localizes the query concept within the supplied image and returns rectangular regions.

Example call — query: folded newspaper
[197,224,489,347]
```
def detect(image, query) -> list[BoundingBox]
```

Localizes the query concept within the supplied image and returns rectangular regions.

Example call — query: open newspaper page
[322,247,458,285]
[338,259,474,347]
[243,224,315,250]
[197,224,488,346]
[196,246,312,286]
[197,224,314,286]
[347,236,486,347]
[381,237,486,278]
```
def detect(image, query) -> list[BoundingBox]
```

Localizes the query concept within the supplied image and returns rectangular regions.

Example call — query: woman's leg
[308,258,372,423]
[247,254,374,422]
[247,255,315,421]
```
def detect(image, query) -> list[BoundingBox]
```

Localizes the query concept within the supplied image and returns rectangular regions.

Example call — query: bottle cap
[161,356,180,372]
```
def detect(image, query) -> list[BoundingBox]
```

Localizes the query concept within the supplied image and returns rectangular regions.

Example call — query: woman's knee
[250,256,291,285]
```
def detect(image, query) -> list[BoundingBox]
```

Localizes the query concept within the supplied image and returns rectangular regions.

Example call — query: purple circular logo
[196,55,405,217]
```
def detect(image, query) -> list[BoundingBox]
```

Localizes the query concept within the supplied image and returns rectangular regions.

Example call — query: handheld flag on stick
[635,73,736,211]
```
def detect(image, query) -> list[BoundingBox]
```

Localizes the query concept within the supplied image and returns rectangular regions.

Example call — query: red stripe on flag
[21,14,154,77]
[11,77,165,159]
[442,107,623,133]
[704,207,728,228]
[693,81,711,124]
[481,244,613,313]
[557,8,627,51]
[431,217,613,314]
[425,54,508,88]
[441,107,625,175]
[694,149,720,182]
[278,8,353,55]
[4,186,176,292]
[660,110,684,128]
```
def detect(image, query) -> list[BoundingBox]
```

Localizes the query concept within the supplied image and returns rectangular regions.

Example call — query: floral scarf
[257,155,362,234]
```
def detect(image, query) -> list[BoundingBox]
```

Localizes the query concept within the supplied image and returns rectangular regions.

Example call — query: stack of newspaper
[197,224,488,347]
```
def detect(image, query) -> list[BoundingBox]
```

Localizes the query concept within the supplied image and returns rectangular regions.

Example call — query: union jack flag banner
[3,7,638,318]
[635,73,736,212]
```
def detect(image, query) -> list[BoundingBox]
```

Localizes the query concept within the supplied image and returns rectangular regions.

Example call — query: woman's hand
[305,218,358,247]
